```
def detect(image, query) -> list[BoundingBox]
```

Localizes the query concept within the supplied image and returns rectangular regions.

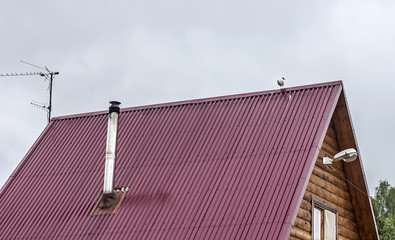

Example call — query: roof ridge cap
[52,80,343,121]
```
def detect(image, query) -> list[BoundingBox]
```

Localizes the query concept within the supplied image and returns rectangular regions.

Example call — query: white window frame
[312,199,338,240]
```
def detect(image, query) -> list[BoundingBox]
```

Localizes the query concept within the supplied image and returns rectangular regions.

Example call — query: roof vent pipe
[103,101,121,194]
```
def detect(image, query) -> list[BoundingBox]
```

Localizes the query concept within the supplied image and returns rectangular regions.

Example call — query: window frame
[312,199,338,240]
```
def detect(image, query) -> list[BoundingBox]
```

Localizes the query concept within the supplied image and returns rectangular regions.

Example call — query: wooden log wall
[289,121,361,240]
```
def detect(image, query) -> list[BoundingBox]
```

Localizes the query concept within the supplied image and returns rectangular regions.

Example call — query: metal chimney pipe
[103,101,121,194]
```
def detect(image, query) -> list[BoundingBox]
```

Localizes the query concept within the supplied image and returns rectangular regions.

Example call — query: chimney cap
[110,101,121,107]
[109,101,121,114]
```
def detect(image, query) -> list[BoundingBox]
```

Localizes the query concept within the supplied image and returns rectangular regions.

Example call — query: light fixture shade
[323,148,358,165]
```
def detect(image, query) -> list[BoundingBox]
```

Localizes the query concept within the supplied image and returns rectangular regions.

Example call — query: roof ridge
[51,80,342,121]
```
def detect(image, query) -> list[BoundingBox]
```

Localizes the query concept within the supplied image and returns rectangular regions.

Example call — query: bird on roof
[277,77,285,88]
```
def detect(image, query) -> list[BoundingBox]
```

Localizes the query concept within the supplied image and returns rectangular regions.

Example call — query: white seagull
[277,77,285,88]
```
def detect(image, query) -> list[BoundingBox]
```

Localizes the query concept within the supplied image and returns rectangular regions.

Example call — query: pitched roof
[0,81,373,239]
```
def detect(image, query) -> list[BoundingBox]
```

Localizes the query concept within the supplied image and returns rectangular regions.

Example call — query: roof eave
[332,88,380,240]
[279,83,344,239]
[280,83,379,240]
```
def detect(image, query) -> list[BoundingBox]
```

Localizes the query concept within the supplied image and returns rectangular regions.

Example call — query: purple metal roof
[0,81,342,239]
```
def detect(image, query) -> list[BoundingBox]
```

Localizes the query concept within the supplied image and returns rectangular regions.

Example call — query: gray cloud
[1,0,395,194]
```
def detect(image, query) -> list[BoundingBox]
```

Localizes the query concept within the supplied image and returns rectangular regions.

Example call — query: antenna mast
[0,61,59,123]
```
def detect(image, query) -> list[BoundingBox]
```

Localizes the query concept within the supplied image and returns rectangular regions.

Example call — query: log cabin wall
[289,121,361,240]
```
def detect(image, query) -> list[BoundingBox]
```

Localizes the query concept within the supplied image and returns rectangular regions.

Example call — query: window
[312,199,338,240]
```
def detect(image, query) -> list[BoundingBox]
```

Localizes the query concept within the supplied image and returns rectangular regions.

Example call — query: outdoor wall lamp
[323,148,358,165]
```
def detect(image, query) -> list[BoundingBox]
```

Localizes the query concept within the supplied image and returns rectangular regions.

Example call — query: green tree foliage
[371,180,395,240]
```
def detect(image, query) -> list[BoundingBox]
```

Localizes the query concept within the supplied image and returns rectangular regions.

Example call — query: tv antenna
[0,60,59,123]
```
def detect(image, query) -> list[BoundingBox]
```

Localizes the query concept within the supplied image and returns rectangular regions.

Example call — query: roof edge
[52,81,343,121]
[333,87,380,239]
[0,122,55,199]
[279,83,343,239]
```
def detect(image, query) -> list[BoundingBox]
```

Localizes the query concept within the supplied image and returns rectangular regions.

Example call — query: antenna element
[0,61,59,123]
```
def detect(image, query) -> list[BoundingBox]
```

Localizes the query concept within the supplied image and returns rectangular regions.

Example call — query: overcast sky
[1,0,394,195]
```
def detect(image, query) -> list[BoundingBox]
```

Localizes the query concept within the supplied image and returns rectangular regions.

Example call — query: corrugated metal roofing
[0,81,342,239]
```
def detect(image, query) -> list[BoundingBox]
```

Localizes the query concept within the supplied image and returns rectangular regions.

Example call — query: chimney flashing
[90,187,129,216]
